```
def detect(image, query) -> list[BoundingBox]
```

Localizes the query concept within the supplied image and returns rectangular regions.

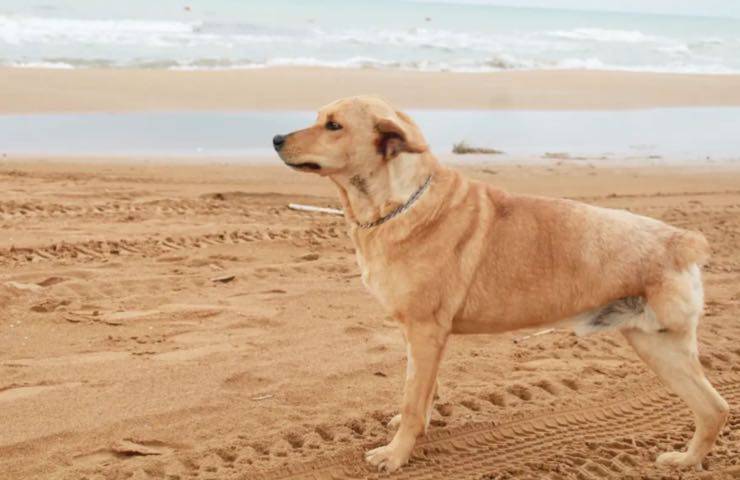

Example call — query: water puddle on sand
[1,109,739,163]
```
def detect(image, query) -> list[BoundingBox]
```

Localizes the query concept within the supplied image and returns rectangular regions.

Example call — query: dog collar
[355,175,433,229]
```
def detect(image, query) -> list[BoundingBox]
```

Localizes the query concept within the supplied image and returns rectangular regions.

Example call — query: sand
[1,158,739,480]
[2,67,740,113]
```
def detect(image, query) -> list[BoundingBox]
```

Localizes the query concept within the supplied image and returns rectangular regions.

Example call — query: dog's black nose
[272,134,286,151]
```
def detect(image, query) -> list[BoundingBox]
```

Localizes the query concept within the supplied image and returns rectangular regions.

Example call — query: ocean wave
[0,14,289,48]
[546,28,665,43]
[0,15,678,52]
[1,14,738,75]
[1,60,76,69]
[0,15,195,45]
[5,55,737,75]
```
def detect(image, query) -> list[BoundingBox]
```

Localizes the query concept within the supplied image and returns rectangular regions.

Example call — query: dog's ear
[374,110,427,159]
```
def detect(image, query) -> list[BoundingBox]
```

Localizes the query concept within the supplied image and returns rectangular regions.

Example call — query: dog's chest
[355,248,400,311]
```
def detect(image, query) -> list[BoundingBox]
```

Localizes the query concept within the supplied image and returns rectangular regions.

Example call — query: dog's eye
[325,121,342,131]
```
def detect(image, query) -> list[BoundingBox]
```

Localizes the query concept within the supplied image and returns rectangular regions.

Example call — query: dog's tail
[669,229,710,269]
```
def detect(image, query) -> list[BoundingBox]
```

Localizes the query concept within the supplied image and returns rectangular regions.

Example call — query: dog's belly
[451,295,657,335]
[451,300,570,334]
[451,315,519,334]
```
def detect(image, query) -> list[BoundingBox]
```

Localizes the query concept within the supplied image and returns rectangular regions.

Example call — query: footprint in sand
[533,379,559,396]
[560,378,580,391]
[283,431,305,448]
[460,399,481,411]
[313,425,334,442]
[343,325,371,336]
[507,384,533,401]
[482,391,507,407]
[30,298,71,313]
[36,276,67,287]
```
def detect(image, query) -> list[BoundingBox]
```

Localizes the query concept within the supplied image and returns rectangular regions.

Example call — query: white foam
[0,14,289,49]
[1,60,76,69]
[0,15,196,45]
[1,13,739,75]
[547,28,664,43]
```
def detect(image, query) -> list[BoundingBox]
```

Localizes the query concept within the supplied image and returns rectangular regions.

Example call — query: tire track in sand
[255,373,739,480]
[0,226,346,265]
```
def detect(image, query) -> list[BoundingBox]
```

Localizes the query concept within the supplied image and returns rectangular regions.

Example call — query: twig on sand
[252,394,274,401]
[288,203,343,216]
[513,328,557,344]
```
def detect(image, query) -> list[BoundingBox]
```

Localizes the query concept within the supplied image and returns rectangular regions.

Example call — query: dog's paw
[365,443,410,472]
[387,414,402,429]
[656,451,703,471]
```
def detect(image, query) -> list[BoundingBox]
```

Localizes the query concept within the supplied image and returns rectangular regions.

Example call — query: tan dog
[272,96,729,473]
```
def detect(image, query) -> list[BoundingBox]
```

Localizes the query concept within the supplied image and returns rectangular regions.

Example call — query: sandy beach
[0,44,739,480]
[4,4,740,480]
[1,156,739,479]
[3,67,740,113]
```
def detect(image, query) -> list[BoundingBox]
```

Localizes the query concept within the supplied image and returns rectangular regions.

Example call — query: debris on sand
[111,439,167,456]
[4,281,43,292]
[288,203,343,216]
[211,274,236,283]
[513,328,557,344]
[36,277,66,287]
[30,299,70,313]
[452,141,504,155]
[252,394,274,401]
[543,152,571,160]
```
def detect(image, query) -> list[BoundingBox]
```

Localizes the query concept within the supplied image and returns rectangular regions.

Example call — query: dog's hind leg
[622,265,729,469]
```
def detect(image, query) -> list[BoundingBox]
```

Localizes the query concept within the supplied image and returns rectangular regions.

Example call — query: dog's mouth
[286,162,321,171]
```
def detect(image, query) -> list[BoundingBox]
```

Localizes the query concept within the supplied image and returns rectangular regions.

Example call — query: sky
[414,0,740,18]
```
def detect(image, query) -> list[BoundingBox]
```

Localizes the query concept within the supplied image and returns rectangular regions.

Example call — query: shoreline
[2,153,739,168]
[2,67,740,113]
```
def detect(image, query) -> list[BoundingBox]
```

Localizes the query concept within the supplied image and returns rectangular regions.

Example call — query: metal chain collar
[355,175,433,229]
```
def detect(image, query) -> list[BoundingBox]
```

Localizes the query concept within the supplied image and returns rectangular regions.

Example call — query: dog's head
[273,96,427,177]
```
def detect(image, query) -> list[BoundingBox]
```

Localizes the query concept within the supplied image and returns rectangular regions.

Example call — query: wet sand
[2,67,740,113]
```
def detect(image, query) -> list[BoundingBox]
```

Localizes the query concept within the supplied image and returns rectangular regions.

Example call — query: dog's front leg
[365,321,448,472]
[387,377,439,430]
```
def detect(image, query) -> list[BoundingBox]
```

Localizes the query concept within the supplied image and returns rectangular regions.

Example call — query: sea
[1,0,740,73]
[2,1,739,161]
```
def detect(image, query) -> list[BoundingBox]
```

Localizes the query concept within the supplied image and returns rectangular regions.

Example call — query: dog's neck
[331,152,437,227]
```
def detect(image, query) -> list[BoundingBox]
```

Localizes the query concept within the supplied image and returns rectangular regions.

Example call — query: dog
[273,96,729,472]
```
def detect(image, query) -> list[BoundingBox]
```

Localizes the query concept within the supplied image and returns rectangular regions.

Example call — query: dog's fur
[274,96,729,472]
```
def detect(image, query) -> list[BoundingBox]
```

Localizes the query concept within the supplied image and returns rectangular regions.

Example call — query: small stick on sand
[513,328,556,344]
[252,394,274,401]
[288,203,343,216]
